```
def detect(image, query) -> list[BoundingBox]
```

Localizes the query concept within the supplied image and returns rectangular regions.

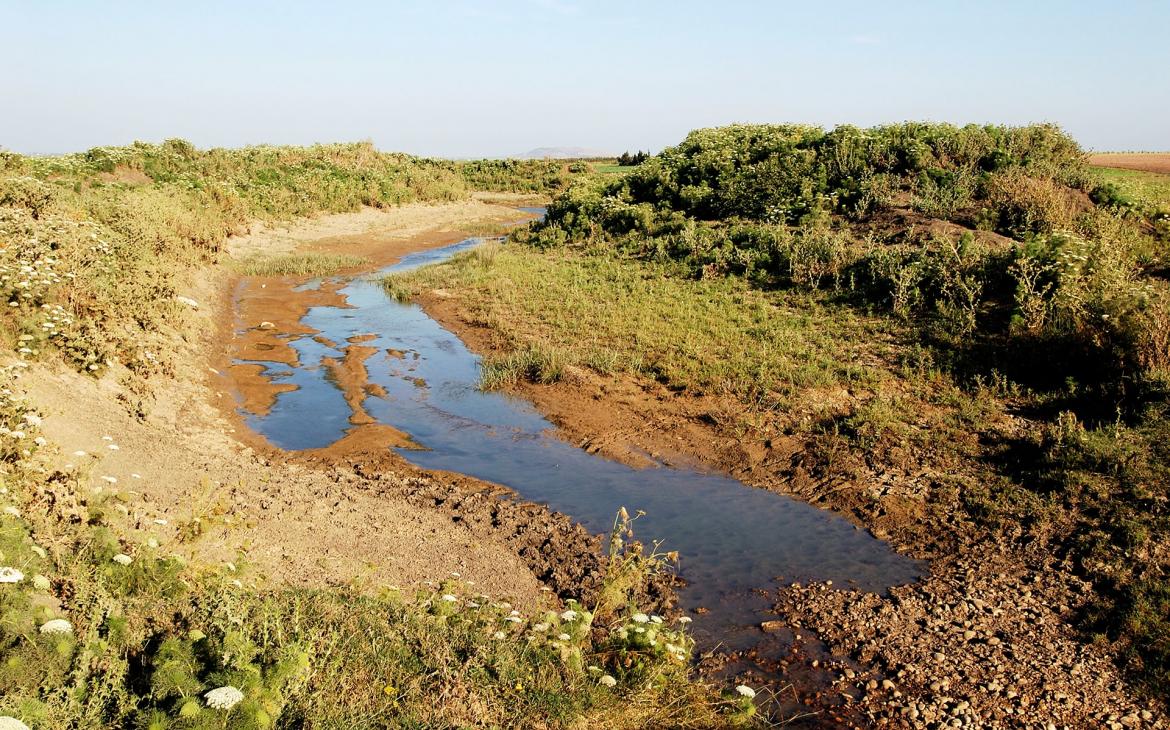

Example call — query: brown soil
[322,335,383,425]
[1089,153,1170,174]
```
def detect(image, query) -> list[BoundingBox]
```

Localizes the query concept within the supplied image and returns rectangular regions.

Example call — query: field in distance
[1089,152,1170,173]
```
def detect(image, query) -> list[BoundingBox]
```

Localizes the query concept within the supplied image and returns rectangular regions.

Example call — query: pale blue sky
[2,0,1167,156]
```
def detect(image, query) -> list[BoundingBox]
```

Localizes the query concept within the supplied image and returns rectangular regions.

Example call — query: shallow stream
[231,217,923,652]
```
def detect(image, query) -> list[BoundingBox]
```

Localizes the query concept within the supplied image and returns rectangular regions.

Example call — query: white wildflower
[73,450,86,457]
[106,444,119,450]
[492,631,506,639]
[32,575,51,590]
[441,594,458,603]
[23,413,41,427]
[0,716,31,730]
[504,616,522,623]
[39,619,72,635]
[33,436,46,447]
[557,633,570,641]
[112,553,132,566]
[101,435,113,441]
[532,623,549,632]
[2,506,19,518]
[560,609,578,621]
[30,546,46,558]
[632,613,649,623]
[677,616,692,624]
[204,685,244,710]
[735,685,756,699]
[599,674,617,688]
[0,567,24,583]
[100,476,117,484]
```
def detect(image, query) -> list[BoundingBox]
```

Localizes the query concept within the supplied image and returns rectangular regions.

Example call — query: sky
[2,0,1168,156]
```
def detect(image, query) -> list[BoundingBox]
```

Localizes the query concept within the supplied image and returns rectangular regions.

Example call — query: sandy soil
[1088,153,1170,174]
[22,201,613,617]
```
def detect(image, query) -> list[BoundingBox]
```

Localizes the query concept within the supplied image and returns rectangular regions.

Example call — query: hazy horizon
[3,0,1168,157]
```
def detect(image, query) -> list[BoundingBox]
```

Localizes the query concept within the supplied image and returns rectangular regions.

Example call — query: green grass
[388,246,893,403]
[1089,166,1170,212]
[233,252,369,277]
[592,163,631,176]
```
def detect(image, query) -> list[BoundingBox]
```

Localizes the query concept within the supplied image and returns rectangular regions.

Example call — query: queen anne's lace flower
[0,716,32,730]
[631,613,649,623]
[735,684,756,699]
[559,609,578,621]
[205,685,244,710]
[599,675,617,687]
[0,567,24,583]
[440,594,457,602]
[112,553,132,566]
[39,619,72,635]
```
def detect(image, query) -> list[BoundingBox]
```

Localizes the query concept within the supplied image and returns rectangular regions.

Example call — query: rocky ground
[771,544,1164,728]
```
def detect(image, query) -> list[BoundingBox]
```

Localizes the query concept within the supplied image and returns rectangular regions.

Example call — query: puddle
[229,212,923,656]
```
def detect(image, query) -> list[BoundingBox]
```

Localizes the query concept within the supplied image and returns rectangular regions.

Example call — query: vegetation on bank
[232,252,369,277]
[0,142,735,728]
[0,141,595,383]
[389,123,1170,698]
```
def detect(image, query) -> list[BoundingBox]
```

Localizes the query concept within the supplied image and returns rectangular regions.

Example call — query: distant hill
[518,146,612,159]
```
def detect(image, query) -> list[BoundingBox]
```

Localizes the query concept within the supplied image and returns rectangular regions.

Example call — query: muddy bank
[415,288,939,552]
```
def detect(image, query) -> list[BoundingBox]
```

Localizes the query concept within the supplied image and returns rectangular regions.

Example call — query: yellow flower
[514,682,523,692]
[383,684,396,696]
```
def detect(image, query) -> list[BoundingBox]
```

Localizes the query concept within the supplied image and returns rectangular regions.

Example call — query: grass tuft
[233,253,368,277]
